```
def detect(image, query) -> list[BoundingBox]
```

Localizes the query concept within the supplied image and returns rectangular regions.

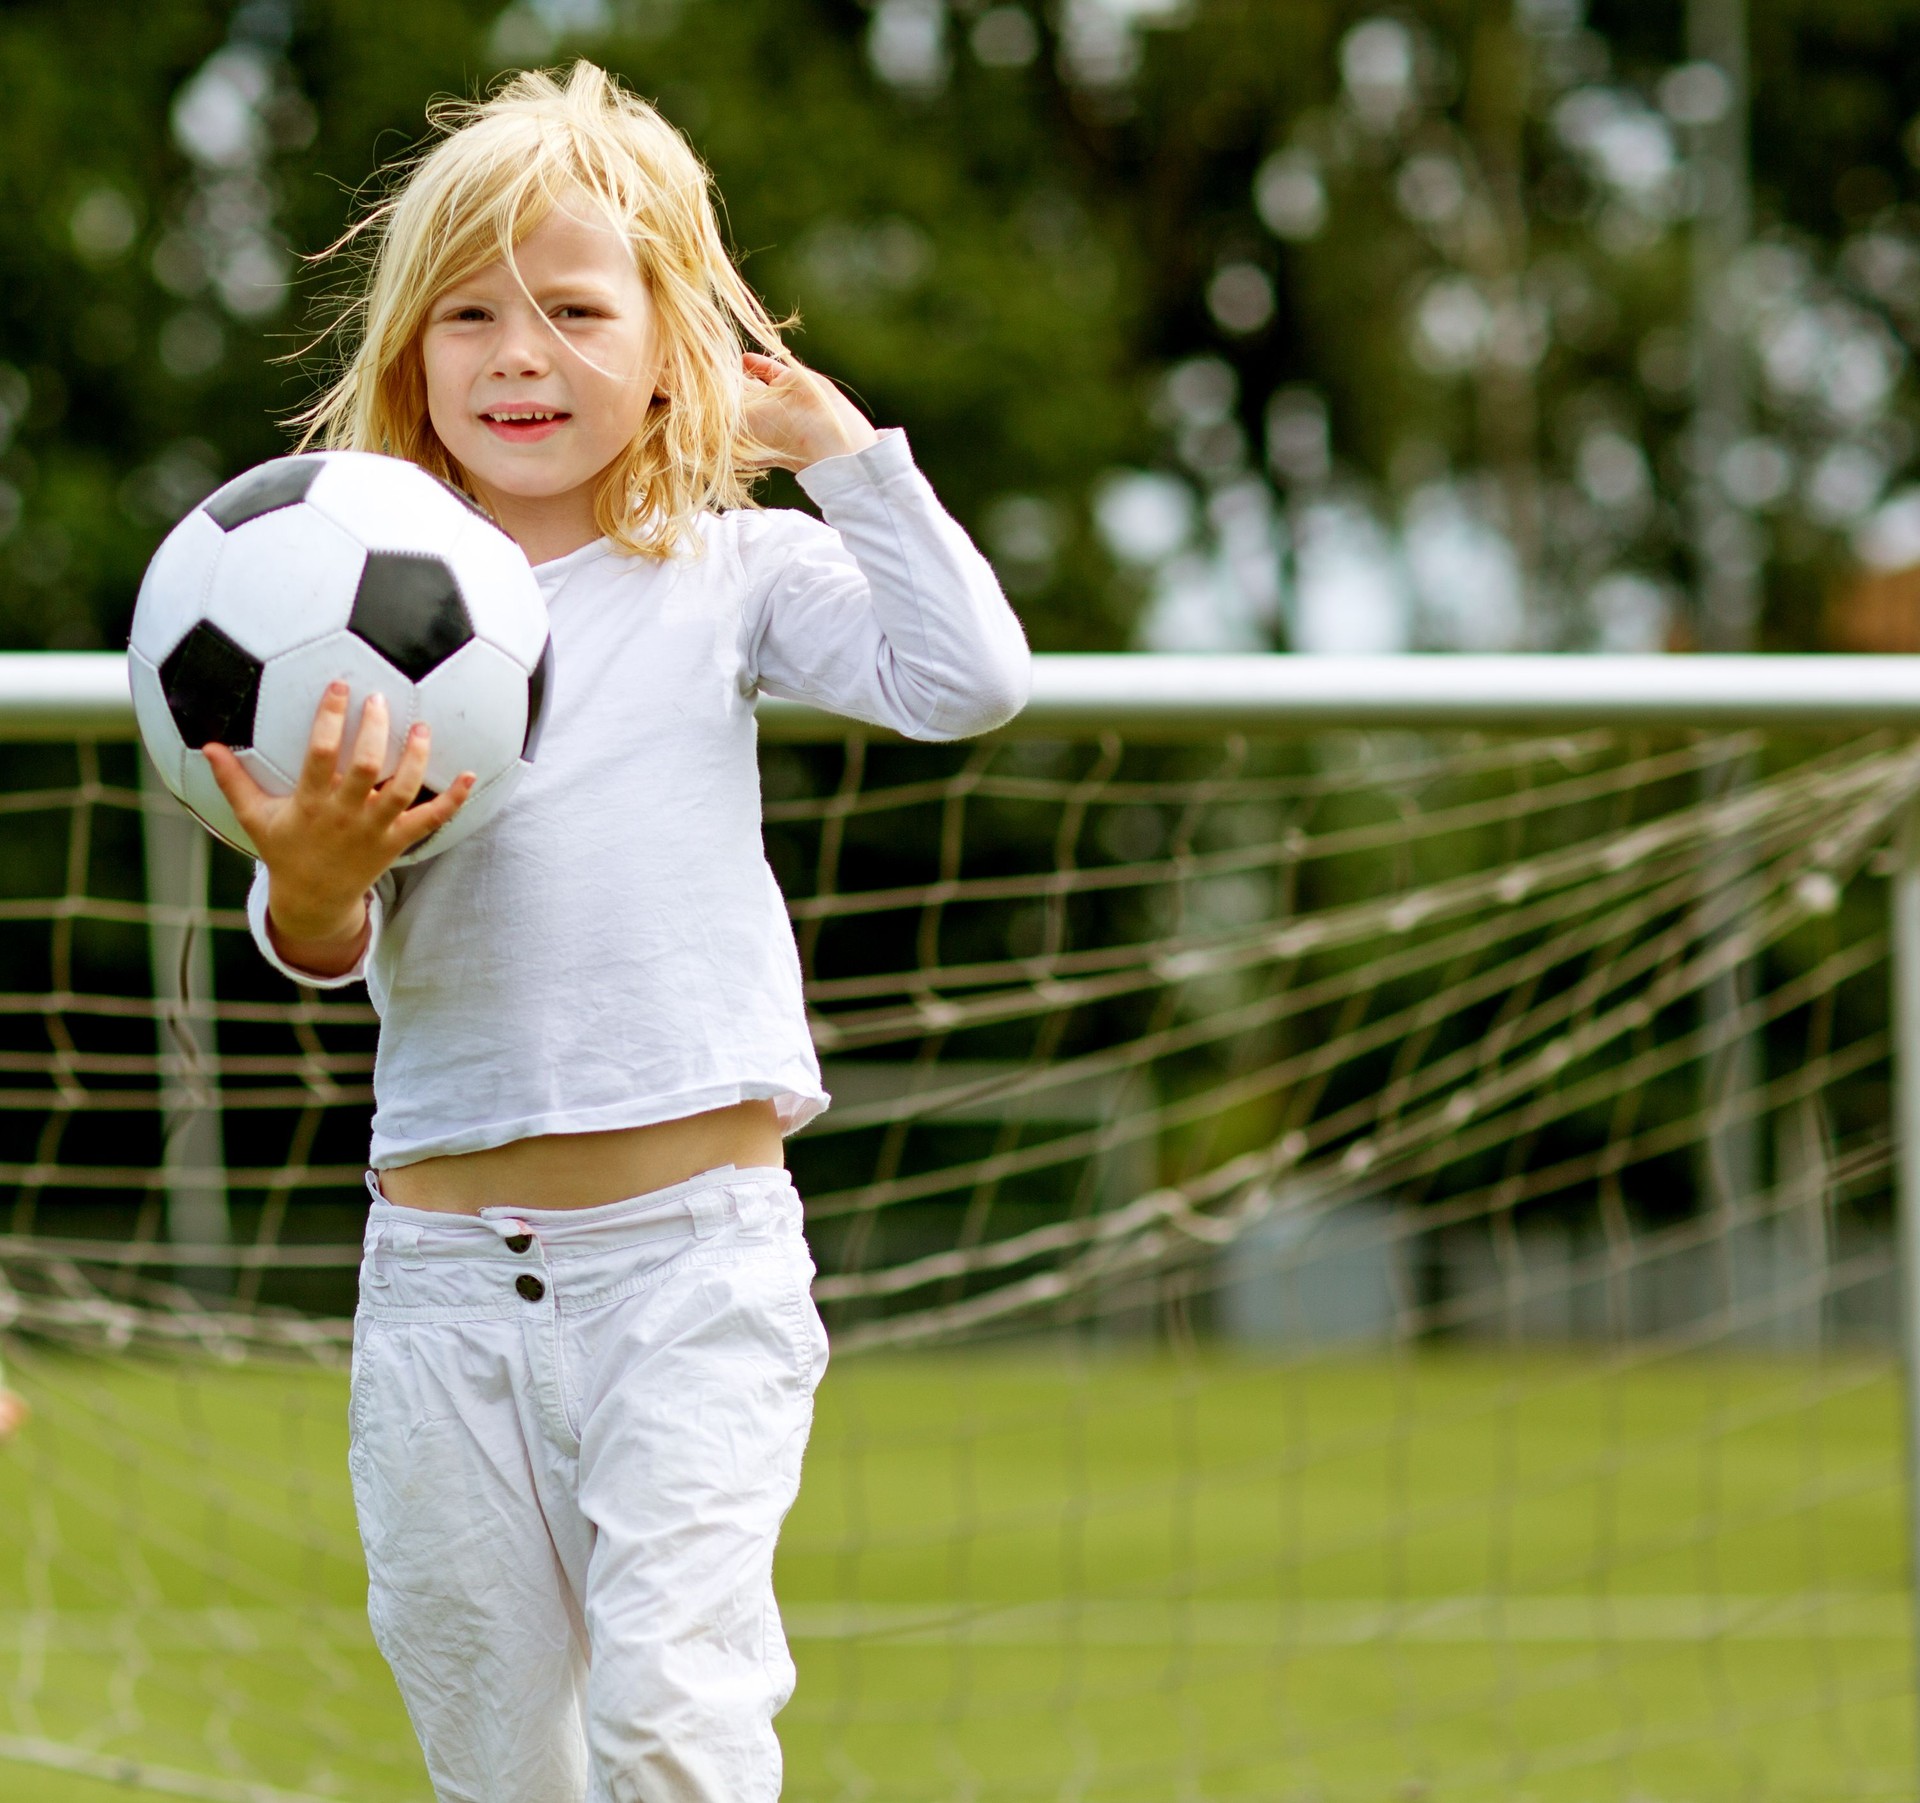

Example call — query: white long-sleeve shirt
[247,429,1030,1168]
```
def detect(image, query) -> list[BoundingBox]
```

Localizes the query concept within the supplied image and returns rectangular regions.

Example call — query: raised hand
[739,352,881,473]
[205,682,474,974]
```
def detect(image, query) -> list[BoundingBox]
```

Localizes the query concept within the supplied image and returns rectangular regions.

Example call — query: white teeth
[487,410,561,422]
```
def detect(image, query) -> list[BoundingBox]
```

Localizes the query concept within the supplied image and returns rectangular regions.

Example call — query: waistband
[361,1163,795,1262]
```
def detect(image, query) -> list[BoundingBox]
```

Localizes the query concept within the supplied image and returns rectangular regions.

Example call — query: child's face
[421,191,663,527]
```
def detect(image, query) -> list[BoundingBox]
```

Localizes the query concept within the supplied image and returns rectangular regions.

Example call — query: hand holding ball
[129,451,552,866]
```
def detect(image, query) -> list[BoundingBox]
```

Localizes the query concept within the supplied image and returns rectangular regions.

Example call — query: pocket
[781,1253,830,1394]
[346,1314,375,1449]
[762,1591,799,1709]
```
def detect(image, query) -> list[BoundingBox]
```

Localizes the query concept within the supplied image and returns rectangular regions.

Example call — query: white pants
[348,1165,828,1803]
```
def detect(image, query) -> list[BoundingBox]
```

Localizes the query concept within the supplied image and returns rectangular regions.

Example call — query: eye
[553,304,606,320]
[437,304,489,324]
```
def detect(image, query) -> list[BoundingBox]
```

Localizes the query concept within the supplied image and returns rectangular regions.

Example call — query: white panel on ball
[204,506,369,662]
[252,630,418,784]
[305,455,469,555]
[441,516,548,669]
[128,510,226,665]
[411,638,531,794]
[127,649,184,789]
[175,751,256,858]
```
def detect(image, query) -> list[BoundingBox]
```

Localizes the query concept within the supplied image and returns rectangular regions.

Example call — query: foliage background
[4,0,1920,658]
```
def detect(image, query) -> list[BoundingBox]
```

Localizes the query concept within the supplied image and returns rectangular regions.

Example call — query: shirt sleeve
[741,428,1032,741]
[245,862,385,989]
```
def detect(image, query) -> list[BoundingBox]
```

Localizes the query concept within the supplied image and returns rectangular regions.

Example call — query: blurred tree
[7,0,1920,657]
[1107,0,1920,655]
[0,2,230,650]
[0,0,1153,653]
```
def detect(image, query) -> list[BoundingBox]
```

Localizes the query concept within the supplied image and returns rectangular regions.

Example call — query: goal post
[15,648,1920,737]
[3,648,1920,1801]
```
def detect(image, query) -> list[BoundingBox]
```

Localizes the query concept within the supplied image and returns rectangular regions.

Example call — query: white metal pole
[1893,798,1920,1773]
[16,653,1920,741]
[138,754,231,1295]
[1701,738,1764,1336]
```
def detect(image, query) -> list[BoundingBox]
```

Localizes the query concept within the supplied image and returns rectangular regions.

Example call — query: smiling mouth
[479,408,572,442]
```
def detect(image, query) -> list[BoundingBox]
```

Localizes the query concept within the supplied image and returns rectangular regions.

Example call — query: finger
[203,742,271,830]
[743,353,806,396]
[740,384,785,424]
[297,683,351,794]
[395,771,476,849]
[339,693,390,802]
[375,722,432,817]
[738,393,791,471]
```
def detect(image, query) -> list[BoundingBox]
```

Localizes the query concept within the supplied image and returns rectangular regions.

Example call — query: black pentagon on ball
[348,552,474,683]
[161,620,263,750]
[202,457,325,531]
[523,636,553,762]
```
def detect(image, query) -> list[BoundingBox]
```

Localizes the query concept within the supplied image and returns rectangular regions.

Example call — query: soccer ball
[129,450,551,865]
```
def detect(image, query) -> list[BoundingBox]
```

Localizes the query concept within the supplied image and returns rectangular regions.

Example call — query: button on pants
[348,1165,828,1803]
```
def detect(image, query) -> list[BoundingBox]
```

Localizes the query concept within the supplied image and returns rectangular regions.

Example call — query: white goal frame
[8,646,1920,1767]
[13,648,1920,737]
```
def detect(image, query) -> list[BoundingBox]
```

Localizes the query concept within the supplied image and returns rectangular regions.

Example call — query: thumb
[203,743,269,827]
[744,350,802,383]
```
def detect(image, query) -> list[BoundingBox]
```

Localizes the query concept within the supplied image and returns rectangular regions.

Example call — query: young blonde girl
[206,62,1028,1802]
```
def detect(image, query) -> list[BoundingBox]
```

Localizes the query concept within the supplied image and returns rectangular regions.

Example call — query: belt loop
[361,1170,390,1287]
[392,1223,425,1268]
[688,1188,727,1240]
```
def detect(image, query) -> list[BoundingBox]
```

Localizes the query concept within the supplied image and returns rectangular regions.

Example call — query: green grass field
[0,1341,1909,1802]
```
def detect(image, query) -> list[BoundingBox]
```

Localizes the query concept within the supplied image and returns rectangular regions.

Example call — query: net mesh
[0,721,1913,1801]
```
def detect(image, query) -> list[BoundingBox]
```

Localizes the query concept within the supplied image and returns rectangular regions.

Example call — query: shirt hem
[369,1078,831,1170]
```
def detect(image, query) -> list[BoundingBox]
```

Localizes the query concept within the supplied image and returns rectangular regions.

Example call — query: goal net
[0,709,1913,1801]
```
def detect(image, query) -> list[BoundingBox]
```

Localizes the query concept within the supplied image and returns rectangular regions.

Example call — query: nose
[489,303,553,381]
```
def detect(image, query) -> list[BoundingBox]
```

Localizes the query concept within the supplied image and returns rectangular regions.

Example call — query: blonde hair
[297,61,788,558]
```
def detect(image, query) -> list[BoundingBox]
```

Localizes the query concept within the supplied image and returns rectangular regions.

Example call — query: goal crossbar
[9,649,1920,739]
